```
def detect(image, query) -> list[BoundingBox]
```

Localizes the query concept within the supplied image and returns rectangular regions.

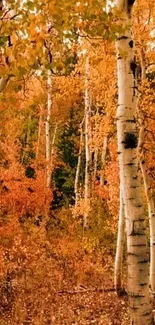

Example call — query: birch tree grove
[1,0,155,323]
[115,0,153,323]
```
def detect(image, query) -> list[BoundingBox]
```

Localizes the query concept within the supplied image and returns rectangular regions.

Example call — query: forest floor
[49,277,129,325]
[0,223,129,325]
[0,259,129,325]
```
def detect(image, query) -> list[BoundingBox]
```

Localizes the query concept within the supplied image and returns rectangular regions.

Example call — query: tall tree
[115,0,153,323]
[84,56,91,229]
[137,50,155,295]
[74,118,84,209]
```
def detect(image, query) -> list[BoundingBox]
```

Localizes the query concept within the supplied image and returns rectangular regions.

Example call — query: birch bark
[140,152,155,295]
[114,187,125,293]
[93,107,99,187]
[51,123,58,159]
[137,50,155,294]
[115,0,153,323]
[84,56,91,229]
[0,78,8,92]
[74,119,84,208]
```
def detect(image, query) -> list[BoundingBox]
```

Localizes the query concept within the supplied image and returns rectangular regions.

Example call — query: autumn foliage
[0,0,155,324]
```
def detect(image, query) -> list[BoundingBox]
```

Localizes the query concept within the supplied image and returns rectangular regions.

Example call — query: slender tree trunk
[0,78,8,92]
[45,69,52,187]
[74,119,84,208]
[50,122,58,172]
[137,50,155,294]
[93,147,98,186]
[93,106,99,187]
[140,151,155,295]
[21,115,31,164]
[51,123,57,157]
[84,56,90,229]
[114,186,125,293]
[0,0,9,92]
[115,0,153,323]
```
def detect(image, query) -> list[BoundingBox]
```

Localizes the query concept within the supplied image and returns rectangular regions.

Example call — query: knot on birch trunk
[122,132,138,149]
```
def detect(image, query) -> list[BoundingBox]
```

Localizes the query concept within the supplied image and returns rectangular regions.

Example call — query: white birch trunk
[115,0,153,323]
[93,107,99,187]
[51,123,57,158]
[0,78,8,92]
[140,154,155,294]
[137,51,155,294]
[114,187,125,293]
[50,122,58,175]
[74,119,84,208]
[84,56,90,229]
[93,147,98,186]
[45,69,52,187]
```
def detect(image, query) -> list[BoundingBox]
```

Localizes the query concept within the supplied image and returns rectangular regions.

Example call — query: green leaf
[0,36,8,47]
[26,1,35,10]
[18,66,27,77]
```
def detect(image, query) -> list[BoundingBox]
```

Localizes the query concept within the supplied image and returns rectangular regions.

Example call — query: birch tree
[84,56,91,229]
[114,187,125,294]
[137,51,155,294]
[74,118,84,209]
[0,0,11,93]
[115,0,153,323]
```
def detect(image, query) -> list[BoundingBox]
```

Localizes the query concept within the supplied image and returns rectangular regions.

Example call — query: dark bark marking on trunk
[129,233,145,236]
[131,244,146,247]
[138,260,149,264]
[125,118,136,123]
[127,0,136,15]
[130,61,137,79]
[126,163,134,166]
[122,132,138,149]
[132,176,138,180]
[117,36,129,41]
[129,40,133,48]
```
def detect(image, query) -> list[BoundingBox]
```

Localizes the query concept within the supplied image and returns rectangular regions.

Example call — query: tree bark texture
[137,50,155,294]
[114,187,125,293]
[74,119,84,209]
[115,0,153,323]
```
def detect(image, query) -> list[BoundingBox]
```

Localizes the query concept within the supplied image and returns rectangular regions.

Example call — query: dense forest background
[0,0,155,324]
